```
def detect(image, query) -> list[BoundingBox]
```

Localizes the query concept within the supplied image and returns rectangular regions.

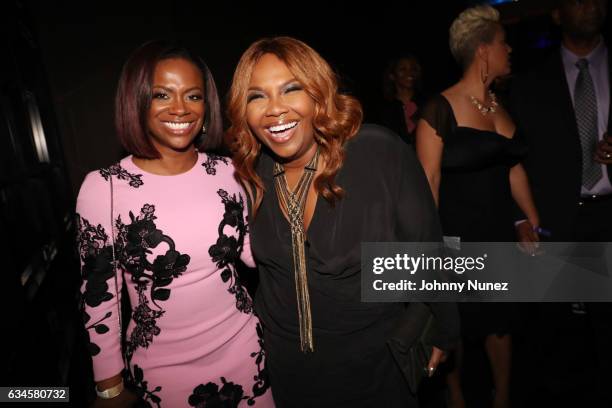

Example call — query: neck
[395,86,415,104]
[460,66,492,101]
[133,146,198,176]
[281,142,318,174]
[562,35,601,57]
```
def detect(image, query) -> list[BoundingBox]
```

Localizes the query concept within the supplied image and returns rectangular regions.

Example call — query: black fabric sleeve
[393,140,460,351]
[420,94,453,141]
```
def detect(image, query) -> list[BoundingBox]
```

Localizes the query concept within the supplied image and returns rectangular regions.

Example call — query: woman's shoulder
[345,123,417,167]
[200,151,233,178]
[420,93,456,139]
[78,159,125,194]
[351,123,406,148]
[421,93,452,115]
[200,152,248,196]
[76,162,123,219]
[77,156,148,203]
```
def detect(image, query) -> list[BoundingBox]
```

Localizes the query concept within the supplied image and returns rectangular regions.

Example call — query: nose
[265,94,289,118]
[169,96,188,116]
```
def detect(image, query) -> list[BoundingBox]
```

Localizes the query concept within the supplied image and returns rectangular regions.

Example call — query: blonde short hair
[449,5,501,70]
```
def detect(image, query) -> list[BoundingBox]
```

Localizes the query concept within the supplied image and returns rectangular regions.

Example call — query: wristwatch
[96,381,124,399]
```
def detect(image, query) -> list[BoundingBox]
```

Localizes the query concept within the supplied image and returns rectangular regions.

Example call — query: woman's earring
[202,124,207,134]
[480,59,489,84]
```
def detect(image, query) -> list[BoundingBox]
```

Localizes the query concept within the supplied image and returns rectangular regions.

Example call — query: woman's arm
[509,163,540,243]
[415,119,444,206]
[76,172,127,399]
[236,177,256,268]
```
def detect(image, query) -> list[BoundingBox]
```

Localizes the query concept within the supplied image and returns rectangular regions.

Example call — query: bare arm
[415,119,444,207]
[509,163,541,247]
[509,163,539,227]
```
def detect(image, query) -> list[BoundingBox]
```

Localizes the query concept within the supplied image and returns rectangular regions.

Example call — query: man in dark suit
[509,0,611,405]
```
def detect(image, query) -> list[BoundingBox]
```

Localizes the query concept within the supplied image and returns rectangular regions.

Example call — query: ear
[476,43,489,61]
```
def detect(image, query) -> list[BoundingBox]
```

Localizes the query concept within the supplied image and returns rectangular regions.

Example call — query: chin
[158,138,198,153]
[264,143,299,161]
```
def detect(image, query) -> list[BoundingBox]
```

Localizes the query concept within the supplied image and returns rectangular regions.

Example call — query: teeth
[164,122,191,130]
[269,121,298,133]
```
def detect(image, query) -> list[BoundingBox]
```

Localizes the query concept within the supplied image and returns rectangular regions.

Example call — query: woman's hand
[515,220,540,255]
[427,346,447,377]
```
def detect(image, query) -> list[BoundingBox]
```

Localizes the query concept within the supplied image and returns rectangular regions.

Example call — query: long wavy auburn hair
[227,36,363,217]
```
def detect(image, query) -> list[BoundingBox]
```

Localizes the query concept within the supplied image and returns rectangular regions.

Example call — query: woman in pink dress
[76,40,273,407]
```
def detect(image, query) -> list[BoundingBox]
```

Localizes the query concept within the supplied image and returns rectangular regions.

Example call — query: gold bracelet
[96,380,124,399]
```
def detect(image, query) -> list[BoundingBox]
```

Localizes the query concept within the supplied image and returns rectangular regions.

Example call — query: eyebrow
[247,78,299,92]
[151,85,203,92]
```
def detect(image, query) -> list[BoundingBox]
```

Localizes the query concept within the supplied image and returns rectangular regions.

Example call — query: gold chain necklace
[273,147,320,353]
[469,90,498,116]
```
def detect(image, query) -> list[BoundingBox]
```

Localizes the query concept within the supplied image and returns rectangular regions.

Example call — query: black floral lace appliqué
[187,323,270,407]
[100,163,144,188]
[127,364,163,408]
[188,378,245,408]
[77,215,115,356]
[125,283,163,357]
[209,189,253,314]
[112,204,190,360]
[245,323,270,405]
[202,154,229,176]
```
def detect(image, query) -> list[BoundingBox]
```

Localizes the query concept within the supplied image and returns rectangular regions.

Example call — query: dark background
[1,0,610,406]
[18,0,594,195]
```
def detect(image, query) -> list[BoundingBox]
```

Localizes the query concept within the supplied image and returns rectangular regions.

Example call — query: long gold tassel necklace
[273,147,320,353]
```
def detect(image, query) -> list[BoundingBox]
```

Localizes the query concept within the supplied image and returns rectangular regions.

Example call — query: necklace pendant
[469,90,498,116]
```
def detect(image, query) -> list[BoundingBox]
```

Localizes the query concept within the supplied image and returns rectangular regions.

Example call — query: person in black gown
[415,5,540,408]
[226,36,460,408]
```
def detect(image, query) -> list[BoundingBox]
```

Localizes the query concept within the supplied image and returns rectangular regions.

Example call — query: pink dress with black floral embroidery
[76,153,273,407]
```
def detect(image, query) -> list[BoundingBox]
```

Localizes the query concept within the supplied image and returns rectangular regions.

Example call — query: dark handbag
[387,302,435,395]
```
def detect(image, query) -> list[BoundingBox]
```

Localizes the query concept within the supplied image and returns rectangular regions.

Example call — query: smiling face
[245,53,317,166]
[392,58,421,91]
[146,58,205,155]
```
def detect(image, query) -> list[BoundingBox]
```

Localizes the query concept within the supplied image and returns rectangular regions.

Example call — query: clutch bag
[387,302,435,395]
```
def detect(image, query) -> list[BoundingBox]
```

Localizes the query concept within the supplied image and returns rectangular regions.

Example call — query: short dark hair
[115,40,223,158]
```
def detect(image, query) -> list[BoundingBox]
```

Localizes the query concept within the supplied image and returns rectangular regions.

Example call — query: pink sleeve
[240,190,256,269]
[76,172,125,382]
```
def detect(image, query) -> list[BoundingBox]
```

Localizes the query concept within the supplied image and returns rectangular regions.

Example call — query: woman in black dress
[227,37,459,408]
[416,5,539,408]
